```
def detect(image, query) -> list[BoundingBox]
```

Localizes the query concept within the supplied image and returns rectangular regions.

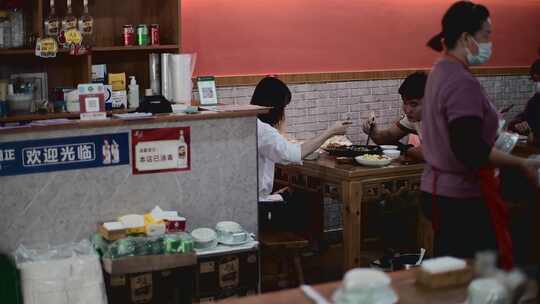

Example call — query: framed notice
[197,76,218,105]
[78,83,106,120]
[132,127,191,175]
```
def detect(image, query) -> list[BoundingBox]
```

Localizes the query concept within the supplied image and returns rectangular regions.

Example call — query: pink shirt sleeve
[444,79,485,123]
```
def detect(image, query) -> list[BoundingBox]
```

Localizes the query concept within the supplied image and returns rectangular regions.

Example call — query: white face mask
[466,37,492,65]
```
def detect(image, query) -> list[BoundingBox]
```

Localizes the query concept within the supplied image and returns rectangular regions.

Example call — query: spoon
[416,248,426,266]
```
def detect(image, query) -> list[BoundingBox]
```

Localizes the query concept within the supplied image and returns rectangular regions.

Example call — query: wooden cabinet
[0,0,181,120]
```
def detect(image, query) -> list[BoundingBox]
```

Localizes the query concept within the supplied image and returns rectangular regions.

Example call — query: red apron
[431,166,514,270]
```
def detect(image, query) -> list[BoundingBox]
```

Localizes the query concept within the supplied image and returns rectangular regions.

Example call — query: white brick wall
[198,75,534,144]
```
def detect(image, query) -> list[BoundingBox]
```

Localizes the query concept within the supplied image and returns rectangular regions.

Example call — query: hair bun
[427,32,444,52]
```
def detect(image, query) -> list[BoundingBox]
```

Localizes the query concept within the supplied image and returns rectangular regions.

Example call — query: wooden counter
[218,268,538,304]
[275,155,425,271]
[0,105,268,135]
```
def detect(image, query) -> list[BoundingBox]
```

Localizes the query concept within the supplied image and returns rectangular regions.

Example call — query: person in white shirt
[251,76,349,201]
[361,71,427,161]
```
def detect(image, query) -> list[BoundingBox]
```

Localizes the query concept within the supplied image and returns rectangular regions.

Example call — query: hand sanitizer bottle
[128,76,139,109]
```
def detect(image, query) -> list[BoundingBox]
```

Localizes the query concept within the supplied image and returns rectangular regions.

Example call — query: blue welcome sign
[0,133,130,176]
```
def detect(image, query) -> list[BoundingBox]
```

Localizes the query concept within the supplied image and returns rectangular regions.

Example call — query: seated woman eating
[251,76,350,202]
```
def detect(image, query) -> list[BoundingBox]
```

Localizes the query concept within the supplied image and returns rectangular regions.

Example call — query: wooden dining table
[217,268,538,304]
[274,154,426,271]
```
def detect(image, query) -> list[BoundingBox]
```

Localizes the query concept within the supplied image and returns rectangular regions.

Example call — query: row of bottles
[44,0,93,47]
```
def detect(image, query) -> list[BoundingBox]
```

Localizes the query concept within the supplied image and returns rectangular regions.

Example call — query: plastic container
[128,76,139,109]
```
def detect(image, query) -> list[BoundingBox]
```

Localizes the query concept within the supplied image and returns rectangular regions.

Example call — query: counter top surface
[0,105,268,135]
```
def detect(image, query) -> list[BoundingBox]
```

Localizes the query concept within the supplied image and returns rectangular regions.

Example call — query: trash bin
[0,254,21,304]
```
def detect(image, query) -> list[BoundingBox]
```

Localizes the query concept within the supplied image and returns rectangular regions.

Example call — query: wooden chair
[260,231,309,290]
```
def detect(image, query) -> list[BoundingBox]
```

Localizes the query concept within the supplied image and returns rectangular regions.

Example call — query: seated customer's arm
[301,121,349,158]
[405,145,424,161]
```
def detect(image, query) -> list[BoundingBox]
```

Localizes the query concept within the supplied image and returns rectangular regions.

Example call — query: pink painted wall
[182,0,540,77]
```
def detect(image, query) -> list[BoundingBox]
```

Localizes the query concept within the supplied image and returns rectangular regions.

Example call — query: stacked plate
[332,268,397,304]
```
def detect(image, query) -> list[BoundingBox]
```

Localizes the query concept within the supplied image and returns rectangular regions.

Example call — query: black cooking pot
[371,253,422,272]
[324,145,382,157]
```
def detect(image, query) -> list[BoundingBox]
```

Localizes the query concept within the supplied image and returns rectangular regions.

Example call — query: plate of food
[355,154,392,167]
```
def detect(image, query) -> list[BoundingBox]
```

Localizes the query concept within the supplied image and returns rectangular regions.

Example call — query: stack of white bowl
[332,268,397,304]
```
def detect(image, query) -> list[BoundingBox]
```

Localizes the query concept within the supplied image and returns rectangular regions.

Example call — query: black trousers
[258,191,309,233]
[421,192,498,259]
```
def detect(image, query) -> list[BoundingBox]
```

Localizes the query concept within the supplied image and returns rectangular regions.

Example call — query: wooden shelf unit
[0,0,181,120]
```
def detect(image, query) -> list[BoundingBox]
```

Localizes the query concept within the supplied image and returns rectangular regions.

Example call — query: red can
[150,24,160,45]
[123,24,135,46]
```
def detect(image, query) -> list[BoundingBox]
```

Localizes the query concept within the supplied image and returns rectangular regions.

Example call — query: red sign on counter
[131,127,191,174]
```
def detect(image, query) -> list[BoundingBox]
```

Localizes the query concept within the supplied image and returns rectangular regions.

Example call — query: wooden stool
[260,232,309,289]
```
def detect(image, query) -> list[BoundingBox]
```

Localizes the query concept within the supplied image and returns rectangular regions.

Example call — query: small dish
[383,149,400,160]
[380,145,398,151]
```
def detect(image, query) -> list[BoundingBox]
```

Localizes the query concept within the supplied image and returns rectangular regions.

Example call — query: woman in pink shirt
[421,1,540,268]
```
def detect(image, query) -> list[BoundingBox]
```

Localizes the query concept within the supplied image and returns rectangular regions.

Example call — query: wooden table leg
[342,181,363,270]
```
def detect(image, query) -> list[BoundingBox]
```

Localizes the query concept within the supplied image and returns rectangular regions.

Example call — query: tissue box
[165,217,186,233]
[416,265,473,289]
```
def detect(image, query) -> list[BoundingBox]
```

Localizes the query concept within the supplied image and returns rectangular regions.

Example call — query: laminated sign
[132,127,191,174]
[0,133,129,176]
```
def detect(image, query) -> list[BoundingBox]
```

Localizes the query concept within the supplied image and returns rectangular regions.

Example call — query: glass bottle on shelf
[61,0,77,31]
[44,0,60,38]
[9,7,24,48]
[0,10,11,49]
[78,0,94,46]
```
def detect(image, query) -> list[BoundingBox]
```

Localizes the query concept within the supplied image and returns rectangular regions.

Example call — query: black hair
[250,76,292,126]
[427,1,490,52]
[530,59,540,78]
[399,71,428,100]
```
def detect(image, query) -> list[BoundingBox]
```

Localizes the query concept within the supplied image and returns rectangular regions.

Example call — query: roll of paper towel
[149,53,161,95]
[161,53,172,101]
[161,53,196,104]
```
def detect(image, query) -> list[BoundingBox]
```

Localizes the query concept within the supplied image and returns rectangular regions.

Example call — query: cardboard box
[194,249,259,301]
[104,266,195,304]
[102,254,196,304]
[98,222,127,241]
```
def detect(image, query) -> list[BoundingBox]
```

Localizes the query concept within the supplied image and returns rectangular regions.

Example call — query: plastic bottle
[128,76,139,109]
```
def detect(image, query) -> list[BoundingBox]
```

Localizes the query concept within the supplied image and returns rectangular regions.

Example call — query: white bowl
[380,145,398,150]
[355,155,392,167]
[191,228,218,250]
[333,268,398,304]
[383,149,400,160]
